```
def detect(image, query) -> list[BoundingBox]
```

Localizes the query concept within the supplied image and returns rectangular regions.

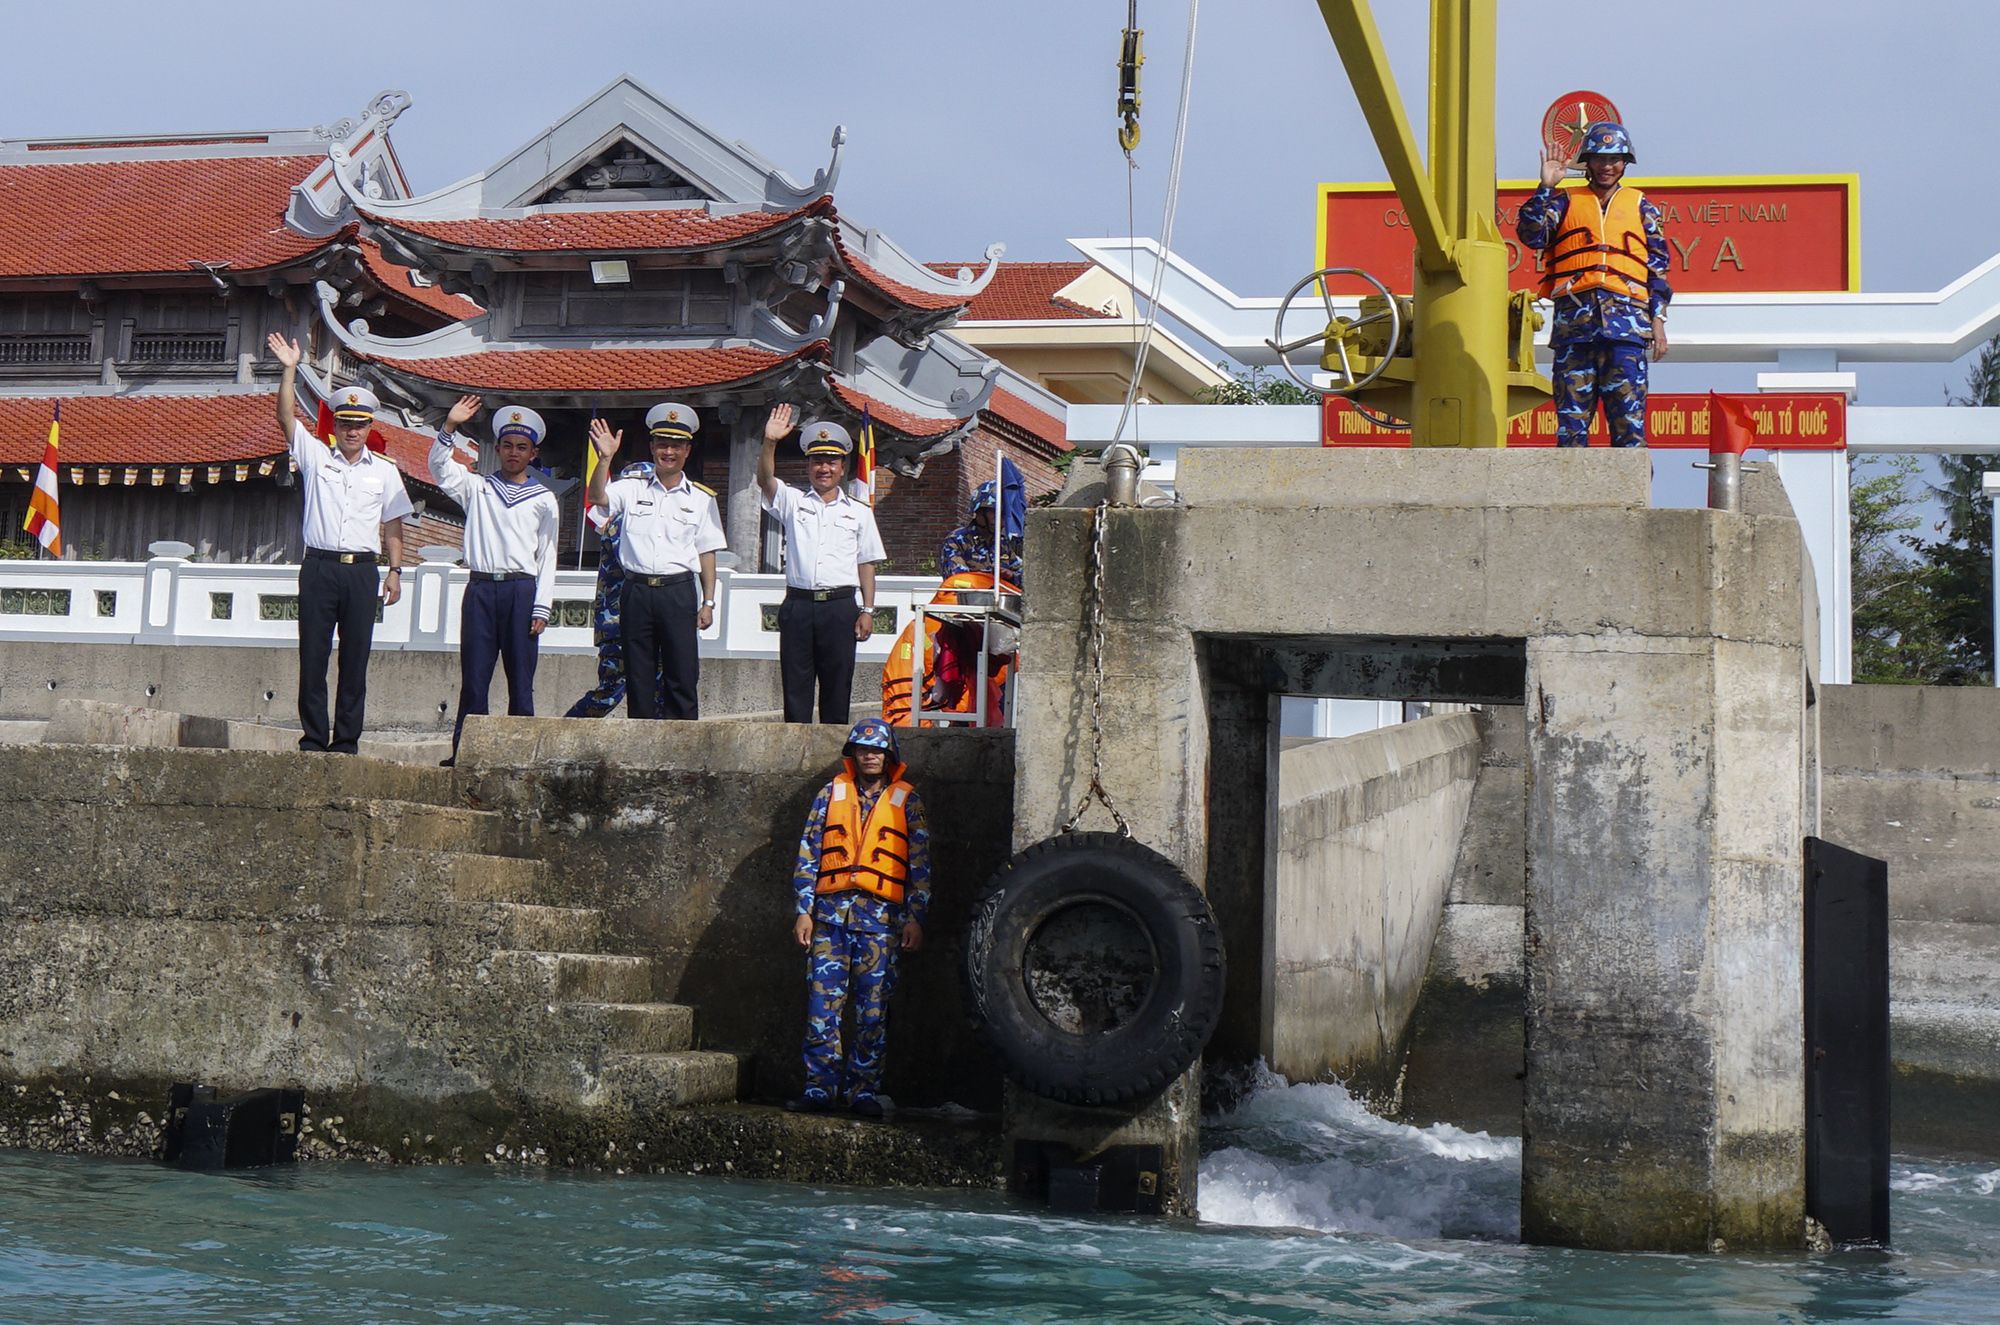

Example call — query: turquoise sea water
[2,1075,1996,1324]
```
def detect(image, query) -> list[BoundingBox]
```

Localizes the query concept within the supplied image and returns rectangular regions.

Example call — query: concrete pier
[1010,447,1814,1248]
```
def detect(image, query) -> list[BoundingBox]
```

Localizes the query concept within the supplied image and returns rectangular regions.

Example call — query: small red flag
[314,397,386,453]
[1708,393,1760,456]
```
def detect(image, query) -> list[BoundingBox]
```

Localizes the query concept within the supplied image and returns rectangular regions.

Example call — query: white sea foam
[1197,1066,1522,1243]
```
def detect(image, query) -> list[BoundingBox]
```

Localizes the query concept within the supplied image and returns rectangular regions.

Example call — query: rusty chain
[1060,499,1133,838]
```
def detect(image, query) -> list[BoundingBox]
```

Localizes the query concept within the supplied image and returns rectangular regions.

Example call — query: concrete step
[589,1050,744,1108]
[491,950,653,1002]
[349,799,526,859]
[559,1001,695,1054]
[491,903,602,953]
[371,849,548,905]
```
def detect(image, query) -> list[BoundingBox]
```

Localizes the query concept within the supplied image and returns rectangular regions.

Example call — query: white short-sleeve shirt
[603,471,727,576]
[291,420,416,553]
[761,482,886,589]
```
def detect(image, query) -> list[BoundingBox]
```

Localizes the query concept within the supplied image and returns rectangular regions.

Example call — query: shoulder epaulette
[691,480,716,497]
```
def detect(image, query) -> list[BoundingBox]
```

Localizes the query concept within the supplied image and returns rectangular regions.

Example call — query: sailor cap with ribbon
[799,420,853,457]
[330,386,380,423]
[645,402,699,441]
[493,406,546,446]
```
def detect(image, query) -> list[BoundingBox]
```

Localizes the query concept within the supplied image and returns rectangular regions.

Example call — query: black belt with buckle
[469,570,532,582]
[631,571,693,588]
[785,586,857,602]
[305,548,371,565]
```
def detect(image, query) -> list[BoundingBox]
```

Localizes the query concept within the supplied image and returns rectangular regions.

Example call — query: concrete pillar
[725,411,765,571]
[1523,627,1806,1252]
[1010,507,1213,1215]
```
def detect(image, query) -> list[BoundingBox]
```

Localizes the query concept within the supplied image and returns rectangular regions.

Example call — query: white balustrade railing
[0,554,944,660]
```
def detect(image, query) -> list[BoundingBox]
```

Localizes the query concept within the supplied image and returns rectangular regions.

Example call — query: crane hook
[1118,1,1144,152]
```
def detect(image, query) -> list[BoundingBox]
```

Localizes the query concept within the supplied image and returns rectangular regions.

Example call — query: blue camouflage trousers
[1552,339,1650,448]
[802,923,898,1102]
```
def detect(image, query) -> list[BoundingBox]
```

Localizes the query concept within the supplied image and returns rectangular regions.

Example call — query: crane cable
[1110,0,1200,452]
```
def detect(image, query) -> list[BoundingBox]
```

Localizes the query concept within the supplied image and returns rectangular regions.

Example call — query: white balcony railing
[0,552,944,661]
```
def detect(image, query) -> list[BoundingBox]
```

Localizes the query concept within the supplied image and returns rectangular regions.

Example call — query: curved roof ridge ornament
[289,90,417,237]
[803,279,845,341]
[763,124,846,209]
[312,279,492,360]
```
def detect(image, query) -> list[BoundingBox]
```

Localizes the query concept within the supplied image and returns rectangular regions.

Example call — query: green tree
[1194,364,1318,405]
[1849,455,1948,682]
[1912,335,2000,682]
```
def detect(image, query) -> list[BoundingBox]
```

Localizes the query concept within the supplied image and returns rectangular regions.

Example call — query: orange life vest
[1537,185,1651,303]
[883,571,1019,728]
[815,769,915,903]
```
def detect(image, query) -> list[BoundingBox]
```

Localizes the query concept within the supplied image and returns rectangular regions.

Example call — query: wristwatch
[701,598,716,608]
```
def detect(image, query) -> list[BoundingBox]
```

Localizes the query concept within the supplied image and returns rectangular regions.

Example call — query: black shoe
[850,1095,884,1119]
[784,1094,831,1114]
[438,756,456,768]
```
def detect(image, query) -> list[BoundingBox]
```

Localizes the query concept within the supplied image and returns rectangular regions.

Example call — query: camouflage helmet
[1579,121,1635,163]
[844,718,899,759]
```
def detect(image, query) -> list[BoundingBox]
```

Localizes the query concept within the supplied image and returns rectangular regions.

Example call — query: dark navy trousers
[621,576,700,720]
[778,588,860,725]
[453,576,539,753]
[297,553,380,755]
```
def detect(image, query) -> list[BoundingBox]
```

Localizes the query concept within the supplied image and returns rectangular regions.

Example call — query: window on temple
[0,296,89,366]
[518,269,732,331]
[131,295,228,364]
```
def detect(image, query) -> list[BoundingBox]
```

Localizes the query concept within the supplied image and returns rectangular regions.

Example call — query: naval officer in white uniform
[757,405,886,724]
[585,403,726,719]
[432,396,561,763]
[268,333,414,754]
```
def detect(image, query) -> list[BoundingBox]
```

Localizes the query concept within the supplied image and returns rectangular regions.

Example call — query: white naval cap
[492,405,546,446]
[645,402,700,439]
[329,385,381,421]
[799,420,853,456]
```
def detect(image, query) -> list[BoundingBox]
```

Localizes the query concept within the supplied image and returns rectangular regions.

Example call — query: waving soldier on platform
[1516,121,1673,448]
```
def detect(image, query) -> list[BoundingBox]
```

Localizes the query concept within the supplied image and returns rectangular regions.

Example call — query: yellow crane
[1275,1,1551,446]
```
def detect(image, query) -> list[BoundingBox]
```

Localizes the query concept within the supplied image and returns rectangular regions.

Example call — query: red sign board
[1322,393,1847,449]
[1316,175,1859,296]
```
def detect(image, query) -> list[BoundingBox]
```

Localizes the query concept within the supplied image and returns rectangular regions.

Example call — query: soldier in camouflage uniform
[787,719,931,1117]
[937,481,1022,584]
[564,462,664,719]
[1515,121,1672,447]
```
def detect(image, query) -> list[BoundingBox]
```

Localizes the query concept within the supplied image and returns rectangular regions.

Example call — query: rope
[1109,0,1201,451]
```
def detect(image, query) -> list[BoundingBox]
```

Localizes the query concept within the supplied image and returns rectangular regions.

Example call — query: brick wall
[869,419,1064,575]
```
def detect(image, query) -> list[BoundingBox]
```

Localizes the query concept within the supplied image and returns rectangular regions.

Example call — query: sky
[10,0,1999,413]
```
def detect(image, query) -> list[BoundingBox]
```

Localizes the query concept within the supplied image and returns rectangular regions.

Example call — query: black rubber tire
[961,832,1226,1106]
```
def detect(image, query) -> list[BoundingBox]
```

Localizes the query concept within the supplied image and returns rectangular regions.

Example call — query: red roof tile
[837,239,972,314]
[0,393,435,487]
[361,241,483,322]
[0,155,328,277]
[831,384,966,439]
[362,198,828,254]
[983,388,1069,448]
[928,262,1112,321]
[364,344,826,393]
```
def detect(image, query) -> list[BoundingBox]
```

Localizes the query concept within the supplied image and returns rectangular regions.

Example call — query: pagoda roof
[316,76,999,313]
[0,154,330,280]
[0,389,436,487]
[350,344,826,398]
[359,240,484,322]
[359,197,830,258]
[931,261,1116,322]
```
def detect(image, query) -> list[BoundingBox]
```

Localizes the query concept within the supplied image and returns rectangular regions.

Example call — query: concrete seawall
[0,720,1012,1181]
[1820,683,2000,1152]
[1271,714,1482,1087]
[456,718,1016,1109]
[0,639,884,729]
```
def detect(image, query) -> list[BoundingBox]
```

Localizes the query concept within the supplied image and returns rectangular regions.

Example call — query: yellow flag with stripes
[22,403,61,557]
